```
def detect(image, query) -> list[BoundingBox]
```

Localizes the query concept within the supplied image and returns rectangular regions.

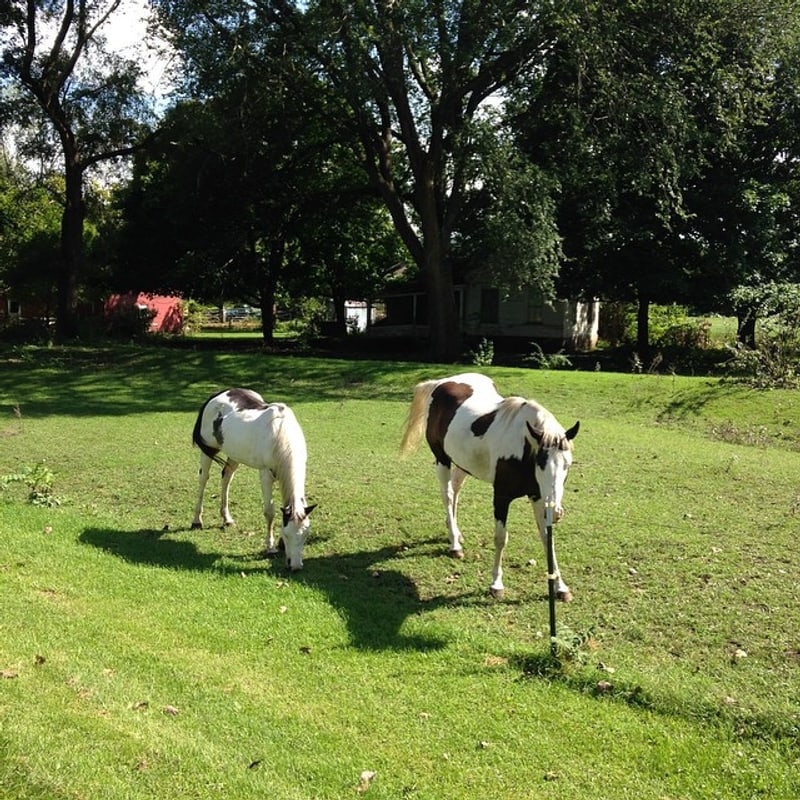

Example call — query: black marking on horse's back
[228,387,268,411]
[471,410,497,437]
[426,381,473,466]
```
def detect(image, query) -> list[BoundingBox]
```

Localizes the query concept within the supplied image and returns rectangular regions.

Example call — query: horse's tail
[400,378,438,456]
[192,396,226,466]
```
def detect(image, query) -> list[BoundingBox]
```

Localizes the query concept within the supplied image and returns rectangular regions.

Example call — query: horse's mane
[496,396,569,449]
[271,404,308,508]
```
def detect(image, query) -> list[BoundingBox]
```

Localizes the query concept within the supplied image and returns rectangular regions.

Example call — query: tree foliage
[121,2,404,340]
[510,0,800,351]
[1,0,153,339]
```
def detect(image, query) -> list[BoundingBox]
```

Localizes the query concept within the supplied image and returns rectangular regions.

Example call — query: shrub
[524,342,573,370]
[1,461,61,507]
[105,303,156,339]
[468,337,494,366]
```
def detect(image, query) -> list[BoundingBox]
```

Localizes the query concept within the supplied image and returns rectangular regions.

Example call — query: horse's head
[528,421,579,520]
[281,503,316,570]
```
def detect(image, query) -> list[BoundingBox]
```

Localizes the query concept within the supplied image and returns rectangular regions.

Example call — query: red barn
[105,293,183,333]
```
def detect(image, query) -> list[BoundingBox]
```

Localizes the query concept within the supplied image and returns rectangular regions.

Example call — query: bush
[524,342,573,370]
[468,337,494,366]
[105,303,156,340]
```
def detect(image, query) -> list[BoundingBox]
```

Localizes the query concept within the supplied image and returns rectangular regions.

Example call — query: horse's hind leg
[192,452,213,529]
[436,462,467,558]
[219,459,239,526]
[258,469,278,555]
[532,497,572,601]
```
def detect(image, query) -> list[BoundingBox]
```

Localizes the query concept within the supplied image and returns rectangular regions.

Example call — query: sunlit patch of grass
[1,346,799,799]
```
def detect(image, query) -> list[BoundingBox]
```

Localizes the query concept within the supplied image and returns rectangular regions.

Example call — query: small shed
[105,293,184,334]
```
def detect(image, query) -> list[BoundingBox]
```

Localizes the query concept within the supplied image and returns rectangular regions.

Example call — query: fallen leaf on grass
[299,646,312,654]
[357,770,376,793]
[1,669,18,679]
[162,705,180,716]
[596,680,613,693]
[34,655,46,666]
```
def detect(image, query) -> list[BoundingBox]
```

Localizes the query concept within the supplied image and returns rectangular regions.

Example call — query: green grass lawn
[1,345,798,799]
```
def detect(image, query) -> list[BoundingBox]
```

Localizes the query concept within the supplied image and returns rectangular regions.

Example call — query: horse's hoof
[264,548,280,559]
[449,549,465,560]
[223,521,235,528]
[557,590,573,602]
[490,586,505,600]
[190,522,202,530]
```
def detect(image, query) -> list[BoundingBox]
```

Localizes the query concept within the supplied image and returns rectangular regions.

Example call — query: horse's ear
[304,504,317,517]
[565,421,580,440]
[525,421,544,444]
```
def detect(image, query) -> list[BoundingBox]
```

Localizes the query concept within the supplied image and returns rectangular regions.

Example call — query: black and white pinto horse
[191,388,315,570]
[400,373,579,600]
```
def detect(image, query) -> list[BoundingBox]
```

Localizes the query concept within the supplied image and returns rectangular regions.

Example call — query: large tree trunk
[636,292,650,358]
[423,246,460,361]
[259,240,284,344]
[56,157,84,342]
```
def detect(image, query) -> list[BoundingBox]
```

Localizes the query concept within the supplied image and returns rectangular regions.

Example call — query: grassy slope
[0,346,798,799]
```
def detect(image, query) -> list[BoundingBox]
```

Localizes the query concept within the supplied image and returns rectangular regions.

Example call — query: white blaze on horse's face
[536,445,573,521]
[531,421,579,522]
[281,504,316,571]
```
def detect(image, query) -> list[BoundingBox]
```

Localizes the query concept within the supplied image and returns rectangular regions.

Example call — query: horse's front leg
[490,494,511,598]
[436,462,467,558]
[219,459,239,527]
[191,453,213,529]
[259,469,278,555]
[531,497,572,601]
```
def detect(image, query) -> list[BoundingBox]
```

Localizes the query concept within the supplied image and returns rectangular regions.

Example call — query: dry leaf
[34,654,46,666]
[357,770,376,793]
[279,606,288,614]
[299,646,312,655]
[1,669,18,679]
[162,705,180,716]
[596,680,613,693]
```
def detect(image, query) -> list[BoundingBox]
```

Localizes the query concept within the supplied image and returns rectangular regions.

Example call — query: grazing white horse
[191,388,315,570]
[400,373,579,599]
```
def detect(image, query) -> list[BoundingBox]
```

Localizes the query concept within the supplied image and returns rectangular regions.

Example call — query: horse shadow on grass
[79,527,453,652]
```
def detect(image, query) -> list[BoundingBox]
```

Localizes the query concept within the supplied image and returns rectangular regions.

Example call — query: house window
[480,288,499,323]
[527,289,544,323]
[8,300,20,315]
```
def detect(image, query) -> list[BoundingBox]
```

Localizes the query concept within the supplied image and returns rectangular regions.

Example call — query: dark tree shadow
[79,528,448,652]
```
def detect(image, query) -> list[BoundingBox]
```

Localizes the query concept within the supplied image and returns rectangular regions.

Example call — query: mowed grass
[0,344,799,799]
